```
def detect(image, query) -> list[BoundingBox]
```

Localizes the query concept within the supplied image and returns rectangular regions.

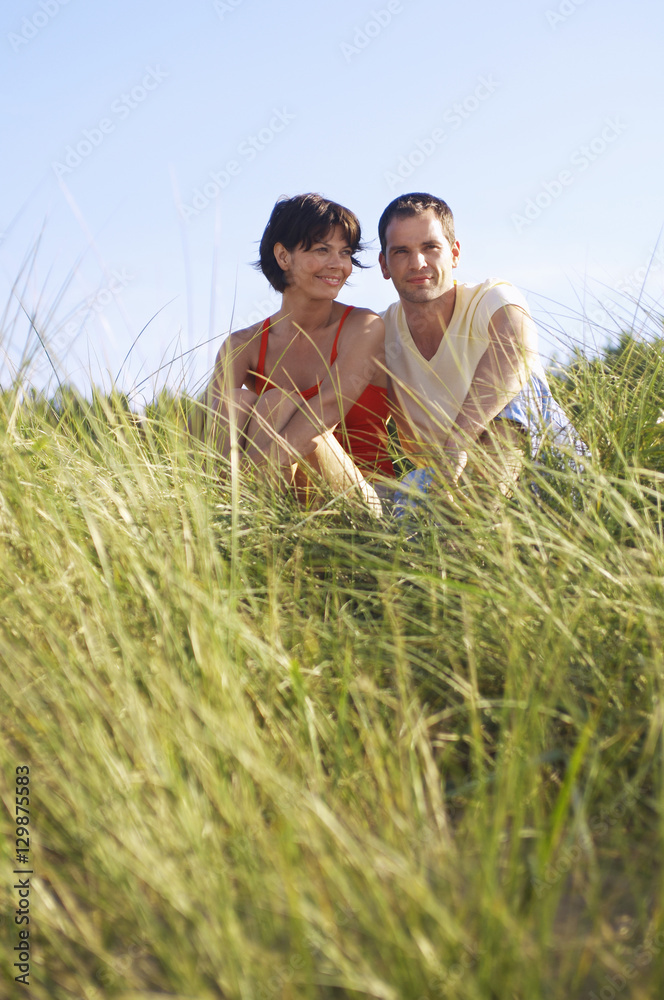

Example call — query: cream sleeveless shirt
[382,278,543,460]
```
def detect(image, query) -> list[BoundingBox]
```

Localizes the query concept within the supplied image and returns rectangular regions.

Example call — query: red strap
[330,305,354,365]
[254,306,354,396]
[253,318,271,394]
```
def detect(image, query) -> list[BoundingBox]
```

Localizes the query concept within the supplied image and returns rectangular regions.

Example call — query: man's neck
[401,285,457,362]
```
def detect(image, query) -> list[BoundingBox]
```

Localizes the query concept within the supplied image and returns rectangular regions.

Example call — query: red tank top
[253,306,394,478]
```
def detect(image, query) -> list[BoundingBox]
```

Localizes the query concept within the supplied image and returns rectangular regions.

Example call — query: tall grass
[1,315,664,999]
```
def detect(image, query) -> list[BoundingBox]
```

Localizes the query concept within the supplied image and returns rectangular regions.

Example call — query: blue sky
[1,0,662,401]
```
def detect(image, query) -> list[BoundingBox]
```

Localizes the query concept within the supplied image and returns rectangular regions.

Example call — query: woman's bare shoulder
[215,319,265,363]
[340,306,385,341]
[335,306,387,386]
[229,319,265,346]
[344,305,383,323]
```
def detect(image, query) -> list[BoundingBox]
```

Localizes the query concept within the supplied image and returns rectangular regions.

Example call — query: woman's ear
[273,242,291,273]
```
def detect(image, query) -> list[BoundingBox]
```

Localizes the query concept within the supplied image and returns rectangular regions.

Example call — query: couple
[202,191,574,512]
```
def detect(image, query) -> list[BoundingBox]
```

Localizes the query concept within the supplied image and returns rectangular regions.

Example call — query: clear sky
[1,0,662,402]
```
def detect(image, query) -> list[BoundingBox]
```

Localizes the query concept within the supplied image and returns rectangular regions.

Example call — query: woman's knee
[251,387,299,426]
[228,387,258,415]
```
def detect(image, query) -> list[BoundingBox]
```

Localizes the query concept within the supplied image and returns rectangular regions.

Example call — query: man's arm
[442,303,538,482]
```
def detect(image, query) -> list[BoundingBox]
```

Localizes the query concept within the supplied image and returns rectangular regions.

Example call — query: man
[377,192,575,503]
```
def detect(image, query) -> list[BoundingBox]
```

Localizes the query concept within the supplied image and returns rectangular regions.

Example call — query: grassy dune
[1,329,664,999]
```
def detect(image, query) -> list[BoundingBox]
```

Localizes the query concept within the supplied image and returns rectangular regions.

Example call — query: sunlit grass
[1,313,664,999]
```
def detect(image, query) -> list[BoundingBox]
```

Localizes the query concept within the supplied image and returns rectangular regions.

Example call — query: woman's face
[277,226,354,297]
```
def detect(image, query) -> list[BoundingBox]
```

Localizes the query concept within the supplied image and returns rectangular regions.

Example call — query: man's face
[379,210,460,303]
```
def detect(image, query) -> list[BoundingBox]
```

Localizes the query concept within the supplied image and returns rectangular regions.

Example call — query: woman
[203,193,394,509]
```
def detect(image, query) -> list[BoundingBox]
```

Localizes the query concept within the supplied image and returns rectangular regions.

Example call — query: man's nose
[410,251,427,268]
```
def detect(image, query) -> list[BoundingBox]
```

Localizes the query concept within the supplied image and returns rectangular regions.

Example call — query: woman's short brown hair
[256,193,367,292]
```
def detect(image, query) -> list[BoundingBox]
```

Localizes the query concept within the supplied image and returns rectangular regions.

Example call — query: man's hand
[450,303,537,445]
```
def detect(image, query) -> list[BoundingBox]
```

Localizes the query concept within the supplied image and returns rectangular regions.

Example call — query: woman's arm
[244,309,386,466]
[203,327,261,455]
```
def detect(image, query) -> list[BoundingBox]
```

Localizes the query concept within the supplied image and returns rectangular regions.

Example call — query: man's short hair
[378,193,456,253]
[256,193,366,292]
